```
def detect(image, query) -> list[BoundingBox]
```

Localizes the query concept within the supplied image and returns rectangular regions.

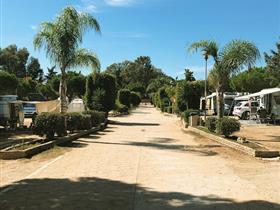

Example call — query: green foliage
[34,113,66,140]
[160,97,170,112]
[184,69,195,81]
[205,117,217,132]
[130,92,141,107]
[26,57,44,82]
[166,106,173,114]
[115,101,129,114]
[118,89,131,107]
[127,83,145,98]
[36,83,58,100]
[216,117,240,137]
[45,66,57,81]
[230,67,273,93]
[146,77,174,94]
[0,44,30,77]
[85,72,117,112]
[0,71,18,95]
[175,80,204,113]
[17,78,38,100]
[66,112,92,132]
[182,109,199,123]
[67,71,86,100]
[82,110,106,126]
[265,40,280,85]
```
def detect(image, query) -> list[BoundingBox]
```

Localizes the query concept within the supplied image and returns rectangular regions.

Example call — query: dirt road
[1,105,280,210]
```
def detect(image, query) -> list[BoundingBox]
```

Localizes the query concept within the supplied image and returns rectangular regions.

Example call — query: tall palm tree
[34,6,101,113]
[188,40,219,121]
[189,40,260,119]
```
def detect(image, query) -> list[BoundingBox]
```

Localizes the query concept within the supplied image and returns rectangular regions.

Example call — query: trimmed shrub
[115,102,129,114]
[118,89,131,107]
[216,117,240,137]
[130,92,141,107]
[83,110,106,126]
[167,106,173,114]
[205,117,217,132]
[160,97,170,112]
[85,72,117,112]
[66,113,92,132]
[34,113,66,140]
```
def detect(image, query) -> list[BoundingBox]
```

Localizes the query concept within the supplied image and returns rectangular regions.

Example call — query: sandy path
[0,105,279,210]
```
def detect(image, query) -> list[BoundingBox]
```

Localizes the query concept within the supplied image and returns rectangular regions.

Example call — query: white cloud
[76,0,98,13]
[30,25,37,31]
[104,0,136,7]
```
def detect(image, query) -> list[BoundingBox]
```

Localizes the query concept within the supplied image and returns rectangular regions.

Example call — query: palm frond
[188,40,219,60]
[71,48,100,71]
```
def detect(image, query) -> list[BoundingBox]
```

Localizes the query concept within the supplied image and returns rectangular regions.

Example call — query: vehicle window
[251,102,259,107]
[24,103,36,108]
[244,103,249,107]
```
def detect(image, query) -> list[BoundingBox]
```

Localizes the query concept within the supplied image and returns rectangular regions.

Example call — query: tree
[189,40,260,118]
[0,44,29,77]
[67,71,86,100]
[26,57,44,82]
[34,6,101,113]
[130,92,141,107]
[85,72,117,113]
[265,40,280,86]
[118,89,131,107]
[45,65,57,81]
[230,67,272,93]
[184,69,195,81]
[0,71,18,94]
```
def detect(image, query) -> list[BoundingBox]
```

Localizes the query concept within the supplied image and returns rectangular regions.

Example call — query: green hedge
[115,102,129,114]
[66,113,92,132]
[34,113,66,140]
[216,117,240,137]
[205,117,217,132]
[182,109,199,123]
[130,92,141,107]
[118,89,131,108]
[83,110,106,126]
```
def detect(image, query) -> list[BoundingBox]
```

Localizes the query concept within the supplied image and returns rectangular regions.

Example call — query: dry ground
[0,105,279,210]
[235,125,280,151]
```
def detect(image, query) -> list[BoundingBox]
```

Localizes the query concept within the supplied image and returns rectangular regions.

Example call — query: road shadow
[0,177,279,210]
[110,121,160,126]
[84,139,220,156]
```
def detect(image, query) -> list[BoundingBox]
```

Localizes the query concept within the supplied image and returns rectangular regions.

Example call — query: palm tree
[34,6,101,113]
[188,40,219,121]
[189,40,260,119]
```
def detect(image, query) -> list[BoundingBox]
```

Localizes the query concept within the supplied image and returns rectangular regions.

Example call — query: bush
[0,71,18,95]
[205,117,217,132]
[216,117,240,137]
[83,110,106,126]
[85,72,117,112]
[182,109,199,123]
[130,92,141,107]
[34,113,66,140]
[118,89,131,107]
[160,97,170,112]
[167,106,173,114]
[115,102,129,114]
[66,113,92,132]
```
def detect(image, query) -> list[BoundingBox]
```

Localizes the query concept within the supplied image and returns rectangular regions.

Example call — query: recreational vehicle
[200,92,240,116]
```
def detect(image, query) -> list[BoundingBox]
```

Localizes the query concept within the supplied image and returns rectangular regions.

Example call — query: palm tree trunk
[216,81,224,119]
[59,68,68,114]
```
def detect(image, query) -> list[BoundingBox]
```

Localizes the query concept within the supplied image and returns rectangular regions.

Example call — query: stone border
[0,120,108,160]
[180,120,280,158]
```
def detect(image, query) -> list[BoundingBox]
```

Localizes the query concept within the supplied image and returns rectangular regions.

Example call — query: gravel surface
[0,105,279,210]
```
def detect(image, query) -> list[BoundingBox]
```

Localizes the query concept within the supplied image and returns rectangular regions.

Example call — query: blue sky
[1,0,279,79]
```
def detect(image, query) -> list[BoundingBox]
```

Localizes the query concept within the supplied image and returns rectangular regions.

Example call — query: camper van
[0,95,24,128]
[200,92,240,116]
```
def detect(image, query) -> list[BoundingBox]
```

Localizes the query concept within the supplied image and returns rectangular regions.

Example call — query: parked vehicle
[233,101,259,120]
[0,95,24,128]
[23,103,37,117]
[200,92,240,116]
[234,87,280,121]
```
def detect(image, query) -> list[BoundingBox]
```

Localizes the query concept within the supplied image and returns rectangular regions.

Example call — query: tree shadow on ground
[0,177,279,210]
[110,121,160,126]
[81,139,220,156]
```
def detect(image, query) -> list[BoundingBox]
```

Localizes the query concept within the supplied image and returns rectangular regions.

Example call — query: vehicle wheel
[242,111,250,120]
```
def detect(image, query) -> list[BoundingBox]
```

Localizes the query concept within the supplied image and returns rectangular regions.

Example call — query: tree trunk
[59,68,68,114]
[216,82,224,119]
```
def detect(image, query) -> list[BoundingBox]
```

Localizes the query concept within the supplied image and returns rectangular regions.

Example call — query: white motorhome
[234,87,280,120]
[200,92,240,116]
